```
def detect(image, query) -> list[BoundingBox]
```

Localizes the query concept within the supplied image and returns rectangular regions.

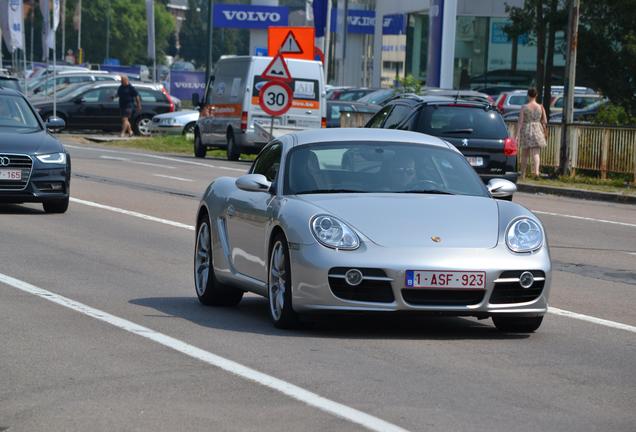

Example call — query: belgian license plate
[0,169,21,180]
[405,270,486,289]
[466,156,484,167]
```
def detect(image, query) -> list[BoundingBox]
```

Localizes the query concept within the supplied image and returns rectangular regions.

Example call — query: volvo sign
[214,4,289,29]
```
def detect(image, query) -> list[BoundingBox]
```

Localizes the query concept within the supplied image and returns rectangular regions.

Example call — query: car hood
[0,128,65,154]
[295,194,499,248]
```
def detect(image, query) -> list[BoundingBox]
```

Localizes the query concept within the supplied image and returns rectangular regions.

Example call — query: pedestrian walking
[117,75,142,137]
[516,87,548,179]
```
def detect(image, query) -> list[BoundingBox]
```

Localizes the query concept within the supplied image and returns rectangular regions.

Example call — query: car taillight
[497,94,507,113]
[241,112,248,132]
[321,117,327,128]
[504,137,517,156]
[161,87,175,112]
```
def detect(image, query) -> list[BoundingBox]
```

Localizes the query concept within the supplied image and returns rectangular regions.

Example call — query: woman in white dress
[516,88,548,178]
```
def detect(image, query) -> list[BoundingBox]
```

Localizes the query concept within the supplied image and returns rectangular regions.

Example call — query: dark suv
[365,95,517,184]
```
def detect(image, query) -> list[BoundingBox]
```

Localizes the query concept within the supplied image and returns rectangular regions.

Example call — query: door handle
[227,205,236,217]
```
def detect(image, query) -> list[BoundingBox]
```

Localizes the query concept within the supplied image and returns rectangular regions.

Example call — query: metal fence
[507,122,636,181]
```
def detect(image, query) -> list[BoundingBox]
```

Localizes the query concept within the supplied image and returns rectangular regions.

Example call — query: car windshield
[285,141,488,197]
[0,94,41,130]
[415,106,509,139]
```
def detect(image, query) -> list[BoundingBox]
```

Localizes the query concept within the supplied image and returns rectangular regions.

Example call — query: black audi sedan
[0,87,70,213]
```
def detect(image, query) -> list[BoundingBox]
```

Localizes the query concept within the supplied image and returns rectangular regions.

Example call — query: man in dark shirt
[117,75,142,137]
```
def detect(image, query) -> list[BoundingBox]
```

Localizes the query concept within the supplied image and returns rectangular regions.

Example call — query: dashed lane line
[69,197,636,335]
[67,144,246,172]
[153,174,194,182]
[0,273,409,432]
[532,210,636,228]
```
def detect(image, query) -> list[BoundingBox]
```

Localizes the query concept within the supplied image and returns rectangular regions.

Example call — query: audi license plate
[405,270,486,289]
[0,169,21,180]
[466,156,484,167]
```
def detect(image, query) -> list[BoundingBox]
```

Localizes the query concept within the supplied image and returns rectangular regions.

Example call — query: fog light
[51,183,63,191]
[519,271,535,289]
[345,269,363,286]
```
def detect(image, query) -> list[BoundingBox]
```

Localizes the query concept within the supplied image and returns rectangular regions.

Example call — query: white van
[193,56,326,160]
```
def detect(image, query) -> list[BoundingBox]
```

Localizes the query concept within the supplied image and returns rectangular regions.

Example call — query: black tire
[226,132,240,161]
[268,233,300,329]
[492,315,543,333]
[194,132,207,158]
[43,197,69,214]
[133,115,153,136]
[194,218,243,306]
[183,122,196,136]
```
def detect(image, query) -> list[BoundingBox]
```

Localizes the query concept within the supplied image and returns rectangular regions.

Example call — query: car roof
[0,87,24,96]
[392,94,492,108]
[289,128,453,150]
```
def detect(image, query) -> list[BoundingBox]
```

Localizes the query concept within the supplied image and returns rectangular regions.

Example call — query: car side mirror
[45,116,66,133]
[487,178,517,199]
[191,93,200,107]
[235,174,272,193]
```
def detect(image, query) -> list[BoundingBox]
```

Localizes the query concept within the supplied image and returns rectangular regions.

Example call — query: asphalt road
[1,142,634,432]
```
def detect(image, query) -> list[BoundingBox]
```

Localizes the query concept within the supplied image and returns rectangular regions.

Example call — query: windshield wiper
[398,189,454,195]
[441,128,473,134]
[296,189,367,194]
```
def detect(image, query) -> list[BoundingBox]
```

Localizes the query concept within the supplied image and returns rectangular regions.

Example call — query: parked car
[495,90,529,114]
[193,56,326,160]
[474,85,525,102]
[29,71,119,96]
[150,109,199,135]
[194,128,550,332]
[357,88,402,106]
[550,94,606,113]
[0,75,23,93]
[549,99,609,123]
[0,87,70,213]
[326,101,380,128]
[327,87,377,101]
[32,81,176,136]
[365,95,518,185]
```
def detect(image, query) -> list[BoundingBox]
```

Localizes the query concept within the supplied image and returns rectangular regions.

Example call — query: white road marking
[548,307,636,333]
[627,252,636,256]
[99,155,175,170]
[69,144,246,172]
[0,273,409,432]
[70,197,636,335]
[70,197,195,231]
[153,174,193,182]
[532,210,636,228]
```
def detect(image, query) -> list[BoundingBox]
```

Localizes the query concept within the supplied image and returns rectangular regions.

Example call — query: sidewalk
[517,180,636,205]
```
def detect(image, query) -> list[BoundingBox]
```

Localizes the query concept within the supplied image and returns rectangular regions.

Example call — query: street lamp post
[205,0,214,80]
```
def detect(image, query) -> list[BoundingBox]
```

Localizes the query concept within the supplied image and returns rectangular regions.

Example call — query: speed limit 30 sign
[258,80,293,117]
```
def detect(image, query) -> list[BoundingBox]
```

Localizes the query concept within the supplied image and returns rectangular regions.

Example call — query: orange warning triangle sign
[279,31,304,54]
[261,54,293,82]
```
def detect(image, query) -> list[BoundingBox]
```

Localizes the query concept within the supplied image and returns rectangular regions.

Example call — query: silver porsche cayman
[194,129,551,332]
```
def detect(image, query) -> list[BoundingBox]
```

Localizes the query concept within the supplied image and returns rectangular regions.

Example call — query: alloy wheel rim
[269,241,286,321]
[138,118,151,136]
[195,223,210,296]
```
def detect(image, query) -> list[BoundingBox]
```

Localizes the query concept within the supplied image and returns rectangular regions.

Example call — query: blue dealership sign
[329,10,405,35]
[214,4,288,29]
[170,71,206,101]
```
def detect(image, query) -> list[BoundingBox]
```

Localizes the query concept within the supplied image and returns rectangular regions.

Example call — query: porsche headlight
[506,218,543,253]
[311,215,360,250]
[36,152,67,164]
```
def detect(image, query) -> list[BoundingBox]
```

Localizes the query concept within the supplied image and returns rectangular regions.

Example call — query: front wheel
[194,218,243,306]
[492,315,543,333]
[268,234,300,329]
[226,132,240,161]
[43,196,69,214]
[194,132,207,158]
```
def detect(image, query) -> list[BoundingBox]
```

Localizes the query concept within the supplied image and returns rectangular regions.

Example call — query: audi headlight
[36,153,67,164]
[311,215,360,250]
[506,218,544,253]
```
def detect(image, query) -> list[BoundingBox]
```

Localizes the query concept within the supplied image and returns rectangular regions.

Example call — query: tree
[61,0,175,65]
[577,0,636,114]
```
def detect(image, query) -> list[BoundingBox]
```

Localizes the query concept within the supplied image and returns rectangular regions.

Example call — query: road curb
[517,183,636,205]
